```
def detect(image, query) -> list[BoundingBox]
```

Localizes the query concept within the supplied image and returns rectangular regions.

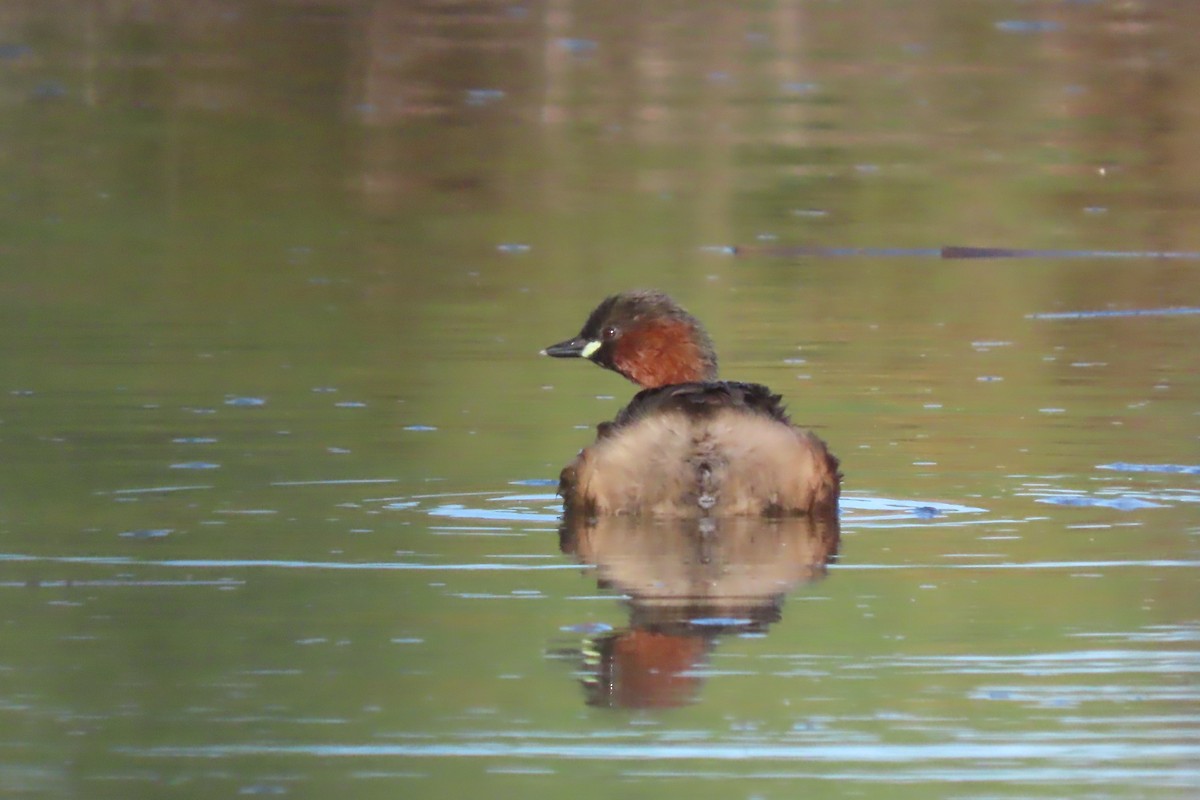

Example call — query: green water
[1,1,1198,797]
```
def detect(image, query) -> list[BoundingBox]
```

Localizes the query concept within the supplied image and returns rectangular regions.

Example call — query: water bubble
[557,38,597,55]
[780,81,819,95]
[225,396,266,407]
[119,528,173,539]
[995,20,1062,34]
[286,246,313,265]
[560,622,613,634]
[238,783,288,795]
[690,616,753,627]
[465,88,505,106]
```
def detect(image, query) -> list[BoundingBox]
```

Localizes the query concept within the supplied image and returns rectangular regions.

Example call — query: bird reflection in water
[557,512,840,709]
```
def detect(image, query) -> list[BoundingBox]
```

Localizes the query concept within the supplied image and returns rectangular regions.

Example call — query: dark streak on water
[720,244,1200,260]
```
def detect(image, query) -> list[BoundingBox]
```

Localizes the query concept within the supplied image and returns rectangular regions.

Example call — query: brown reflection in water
[559,512,839,709]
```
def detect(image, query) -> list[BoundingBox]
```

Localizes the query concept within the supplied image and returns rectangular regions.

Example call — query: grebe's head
[541,290,718,389]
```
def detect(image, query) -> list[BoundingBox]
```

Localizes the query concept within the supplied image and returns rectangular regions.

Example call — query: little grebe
[542,290,840,518]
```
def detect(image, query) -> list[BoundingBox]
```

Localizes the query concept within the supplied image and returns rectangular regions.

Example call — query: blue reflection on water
[1098,462,1200,475]
[119,738,1200,766]
[1028,306,1200,320]
[1037,496,1166,510]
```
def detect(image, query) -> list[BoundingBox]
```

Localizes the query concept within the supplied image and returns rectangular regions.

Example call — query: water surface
[1,1,1198,797]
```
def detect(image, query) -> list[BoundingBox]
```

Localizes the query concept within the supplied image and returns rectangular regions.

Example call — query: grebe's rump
[559,382,840,518]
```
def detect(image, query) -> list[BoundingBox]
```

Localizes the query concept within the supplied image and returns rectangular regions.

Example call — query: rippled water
[2,0,1199,798]
[5,479,1196,794]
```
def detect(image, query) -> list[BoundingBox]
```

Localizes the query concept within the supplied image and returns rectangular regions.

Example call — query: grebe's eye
[602,325,618,341]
